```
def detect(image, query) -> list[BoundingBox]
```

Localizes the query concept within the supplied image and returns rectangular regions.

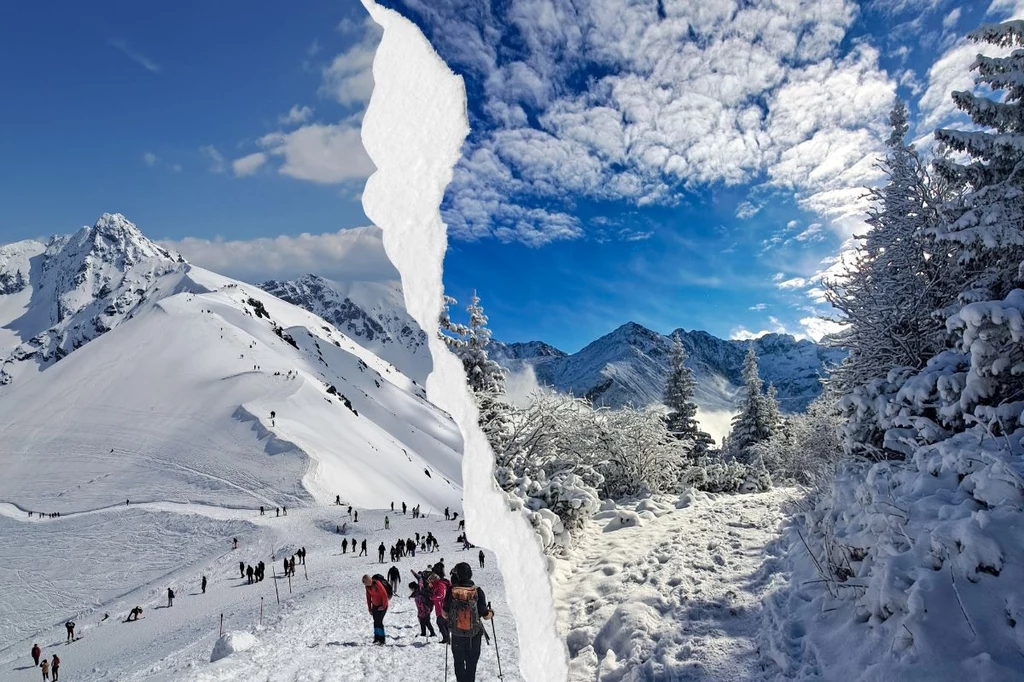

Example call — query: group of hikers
[364,560,495,682]
[30,642,60,681]
[26,510,62,519]
[258,505,288,517]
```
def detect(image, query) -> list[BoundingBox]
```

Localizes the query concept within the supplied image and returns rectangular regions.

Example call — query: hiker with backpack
[479,550,485,569]
[65,621,75,642]
[363,574,391,645]
[167,588,175,607]
[410,572,437,637]
[444,562,494,682]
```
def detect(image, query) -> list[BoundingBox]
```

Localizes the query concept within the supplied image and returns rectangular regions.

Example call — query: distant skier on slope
[479,550,485,569]
[363,574,390,645]
[444,562,494,682]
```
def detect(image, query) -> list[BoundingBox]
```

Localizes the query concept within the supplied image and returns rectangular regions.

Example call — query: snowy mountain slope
[0,263,463,515]
[491,322,846,413]
[0,214,188,388]
[0,506,522,682]
[259,274,431,384]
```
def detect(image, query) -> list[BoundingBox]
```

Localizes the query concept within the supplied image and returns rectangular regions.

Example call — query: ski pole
[260,597,264,626]
[444,634,450,682]
[488,602,503,680]
[271,563,281,605]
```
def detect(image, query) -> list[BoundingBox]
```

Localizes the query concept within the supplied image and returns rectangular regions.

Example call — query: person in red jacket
[31,643,41,666]
[363,574,389,645]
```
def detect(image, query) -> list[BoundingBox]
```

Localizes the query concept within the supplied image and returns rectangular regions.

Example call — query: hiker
[360,539,367,557]
[459,519,466,530]
[232,538,238,550]
[410,579,436,637]
[247,565,254,584]
[444,562,494,682]
[283,506,287,516]
[402,501,407,515]
[167,588,175,607]
[348,506,353,516]
[239,561,245,578]
[31,643,41,666]
[452,512,459,522]
[479,550,485,568]
[258,561,265,582]
[65,621,75,642]
[260,505,265,516]
[391,502,394,511]
[427,571,451,643]
[363,574,390,645]
[201,575,207,594]
[50,655,59,682]
[342,538,349,554]
[433,559,446,579]
[445,507,450,521]
[127,606,143,622]
[283,557,288,576]
[336,495,341,505]
[40,657,49,681]
[290,556,297,575]
[341,522,347,534]
[355,510,359,522]
[300,547,306,564]
[407,538,416,558]
[385,515,390,530]
[378,542,386,563]
[387,565,401,595]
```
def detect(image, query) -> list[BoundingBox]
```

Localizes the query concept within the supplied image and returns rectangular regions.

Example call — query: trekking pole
[271,563,281,605]
[219,613,223,638]
[488,603,503,680]
[444,635,449,682]
[287,571,292,594]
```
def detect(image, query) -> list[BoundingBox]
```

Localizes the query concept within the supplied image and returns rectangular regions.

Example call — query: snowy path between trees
[0,505,522,682]
[552,488,798,681]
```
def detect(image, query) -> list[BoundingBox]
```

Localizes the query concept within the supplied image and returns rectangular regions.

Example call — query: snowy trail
[553,488,798,681]
[0,506,522,682]
[0,500,276,524]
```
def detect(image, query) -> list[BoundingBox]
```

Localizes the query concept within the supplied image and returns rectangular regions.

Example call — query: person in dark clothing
[363,574,389,645]
[452,512,459,522]
[360,539,367,556]
[391,502,394,511]
[50,655,59,682]
[406,538,415,557]
[260,505,265,515]
[300,547,306,565]
[201,575,207,593]
[342,538,349,553]
[402,502,407,515]
[410,576,437,637]
[378,542,386,563]
[443,562,494,682]
[283,557,288,576]
[479,550,485,569]
[247,565,254,584]
[348,506,352,516]
[167,588,175,607]
[283,506,287,516]
[240,561,245,578]
[126,606,143,622]
[445,507,450,520]
[433,560,446,579]
[276,508,279,517]
[336,495,341,505]
[387,565,401,594]
[65,621,75,642]
[31,643,41,666]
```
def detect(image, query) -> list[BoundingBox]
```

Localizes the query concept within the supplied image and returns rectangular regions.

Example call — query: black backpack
[371,574,393,598]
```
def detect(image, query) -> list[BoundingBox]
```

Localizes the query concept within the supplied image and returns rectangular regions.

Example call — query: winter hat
[454,562,472,582]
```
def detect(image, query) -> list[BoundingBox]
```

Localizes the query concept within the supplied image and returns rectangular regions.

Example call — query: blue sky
[0,0,1013,354]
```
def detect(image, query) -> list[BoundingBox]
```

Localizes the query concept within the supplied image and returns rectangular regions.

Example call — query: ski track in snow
[554,488,798,681]
[0,506,522,682]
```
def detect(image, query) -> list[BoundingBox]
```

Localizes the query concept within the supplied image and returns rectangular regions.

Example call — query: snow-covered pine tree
[461,291,507,395]
[933,21,1024,305]
[725,345,775,462]
[825,99,950,393]
[663,333,714,455]
[438,294,468,350]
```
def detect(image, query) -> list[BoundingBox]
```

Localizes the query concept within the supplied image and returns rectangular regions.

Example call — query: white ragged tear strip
[358,3,570,681]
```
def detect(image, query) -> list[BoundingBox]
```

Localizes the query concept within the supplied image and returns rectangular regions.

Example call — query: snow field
[552,488,798,681]
[0,507,522,682]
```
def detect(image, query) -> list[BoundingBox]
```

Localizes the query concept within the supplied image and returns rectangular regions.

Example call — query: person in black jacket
[443,562,494,682]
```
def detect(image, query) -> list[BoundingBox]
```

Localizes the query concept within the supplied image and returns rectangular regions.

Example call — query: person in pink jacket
[427,571,451,644]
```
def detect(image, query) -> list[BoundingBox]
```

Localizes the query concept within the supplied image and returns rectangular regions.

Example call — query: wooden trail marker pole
[287,571,292,594]
[260,597,264,626]
[271,563,281,605]
[219,613,223,637]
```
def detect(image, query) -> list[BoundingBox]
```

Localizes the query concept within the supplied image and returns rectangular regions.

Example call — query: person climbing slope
[363,574,390,645]
[31,643,41,666]
[40,657,49,681]
[428,571,451,644]
[50,654,60,682]
[387,564,401,595]
[443,562,494,682]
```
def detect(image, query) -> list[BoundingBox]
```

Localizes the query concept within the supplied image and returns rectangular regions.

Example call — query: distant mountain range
[490,322,845,414]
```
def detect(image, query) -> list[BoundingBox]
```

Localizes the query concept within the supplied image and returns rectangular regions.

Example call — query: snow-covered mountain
[0,214,463,513]
[491,322,846,413]
[259,274,430,384]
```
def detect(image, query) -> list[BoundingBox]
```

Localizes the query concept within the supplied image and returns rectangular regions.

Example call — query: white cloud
[320,18,382,108]
[199,145,226,174]
[162,225,400,286]
[232,152,267,177]
[143,152,158,167]
[108,39,161,73]
[258,122,375,184]
[749,303,767,311]
[735,201,762,219]
[279,105,314,126]
[799,315,845,342]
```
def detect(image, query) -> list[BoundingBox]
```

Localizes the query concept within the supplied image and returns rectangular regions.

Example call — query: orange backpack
[450,585,483,637]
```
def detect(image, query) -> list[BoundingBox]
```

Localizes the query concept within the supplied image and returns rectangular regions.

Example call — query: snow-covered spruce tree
[825,100,951,396]
[725,345,778,462]
[438,294,469,350]
[663,333,715,455]
[461,291,506,394]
